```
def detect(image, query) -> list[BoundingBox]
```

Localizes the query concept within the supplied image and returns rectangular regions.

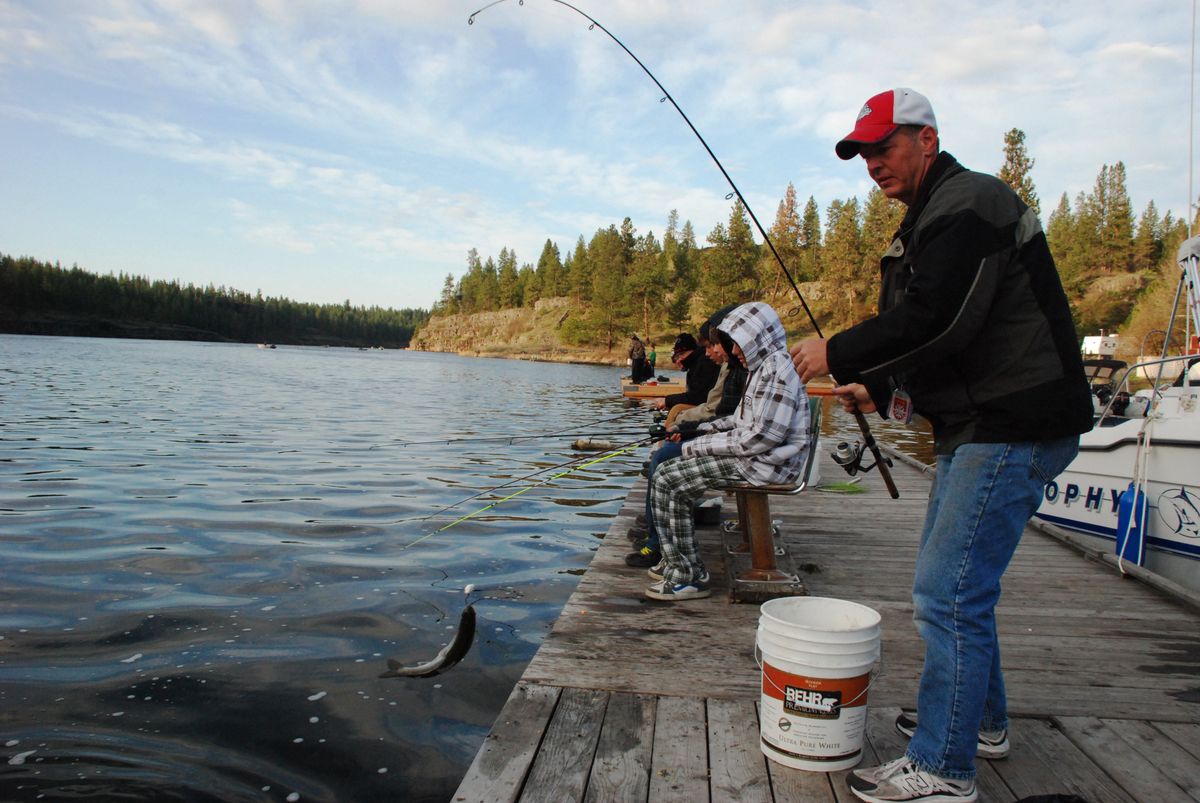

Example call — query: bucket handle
[754,644,882,712]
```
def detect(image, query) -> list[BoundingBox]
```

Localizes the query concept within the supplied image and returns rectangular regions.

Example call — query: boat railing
[1095,352,1200,425]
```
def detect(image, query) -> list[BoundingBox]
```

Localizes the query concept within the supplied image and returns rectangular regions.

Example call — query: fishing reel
[648,423,669,442]
[831,440,892,477]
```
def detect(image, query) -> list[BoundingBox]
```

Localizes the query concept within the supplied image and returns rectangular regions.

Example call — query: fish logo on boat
[1158,487,1200,540]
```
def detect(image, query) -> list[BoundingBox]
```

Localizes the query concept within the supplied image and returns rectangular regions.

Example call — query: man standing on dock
[792,88,1092,803]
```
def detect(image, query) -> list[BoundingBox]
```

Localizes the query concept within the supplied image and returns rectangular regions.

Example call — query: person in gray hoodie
[646,301,809,601]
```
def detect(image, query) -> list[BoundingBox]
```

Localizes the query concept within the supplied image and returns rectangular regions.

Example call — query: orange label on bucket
[762,662,869,718]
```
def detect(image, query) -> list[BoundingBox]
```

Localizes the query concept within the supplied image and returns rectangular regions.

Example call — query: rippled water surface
[0,336,655,802]
[0,335,935,801]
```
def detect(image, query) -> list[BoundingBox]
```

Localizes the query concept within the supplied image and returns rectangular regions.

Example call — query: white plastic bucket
[757,597,881,772]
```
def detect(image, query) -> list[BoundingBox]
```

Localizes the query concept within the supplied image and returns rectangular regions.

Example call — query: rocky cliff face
[410,298,623,365]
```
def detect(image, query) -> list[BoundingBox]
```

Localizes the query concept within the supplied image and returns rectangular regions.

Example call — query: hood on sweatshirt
[717,302,788,373]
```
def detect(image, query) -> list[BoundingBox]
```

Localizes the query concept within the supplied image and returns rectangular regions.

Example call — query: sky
[0,0,1194,311]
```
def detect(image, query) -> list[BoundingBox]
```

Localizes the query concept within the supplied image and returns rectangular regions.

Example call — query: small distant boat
[620,376,686,399]
[257,343,276,350]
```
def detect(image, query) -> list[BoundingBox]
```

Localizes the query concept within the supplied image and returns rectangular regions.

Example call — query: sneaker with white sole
[647,561,666,581]
[644,570,711,601]
[848,756,977,802]
[895,711,1010,760]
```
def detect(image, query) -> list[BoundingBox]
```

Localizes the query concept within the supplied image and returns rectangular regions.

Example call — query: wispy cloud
[0,0,1194,309]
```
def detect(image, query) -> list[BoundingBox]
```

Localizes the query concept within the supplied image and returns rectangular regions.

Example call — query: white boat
[1034,235,1200,594]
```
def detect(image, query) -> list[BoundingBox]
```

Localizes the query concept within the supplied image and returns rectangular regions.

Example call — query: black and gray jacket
[826,152,1092,453]
[665,349,720,408]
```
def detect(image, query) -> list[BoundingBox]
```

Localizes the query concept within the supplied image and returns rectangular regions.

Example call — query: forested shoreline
[428,130,1195,361]
[0,254,429,348]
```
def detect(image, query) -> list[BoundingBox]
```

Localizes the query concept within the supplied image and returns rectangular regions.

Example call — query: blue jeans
[907,436,1078,780]
[642,441,683,550]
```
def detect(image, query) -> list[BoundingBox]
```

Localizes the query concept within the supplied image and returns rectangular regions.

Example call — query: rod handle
[853,411,900,498]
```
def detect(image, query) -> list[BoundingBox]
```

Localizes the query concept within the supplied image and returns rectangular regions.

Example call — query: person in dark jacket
[791,88,1092,803]
[625,306,747,569]
[653,332,719,423]
[628,335,652,382]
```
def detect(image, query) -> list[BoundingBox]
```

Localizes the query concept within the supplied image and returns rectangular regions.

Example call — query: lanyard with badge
[888,387,914,425]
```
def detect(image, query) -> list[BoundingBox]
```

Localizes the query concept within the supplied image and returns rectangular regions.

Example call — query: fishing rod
[468,0,900,499]
[400,434,654,551]
[374,408,648,449]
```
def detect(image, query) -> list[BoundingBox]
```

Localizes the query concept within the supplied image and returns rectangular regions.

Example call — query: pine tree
[1099,162,1135,274]
[1046,193,1085,292]
[519,264,539,307]
[497,247,520,308]
[799,196,822,281]
[568,235,590,302]
[700,199,759,307]
[998,128,1041,216]
[764,183,803,299]
[663,211,694,330]
[1132,201,1163,275]
[860,188,904,277]
[436,273,458,315]
[821,198,863,321]
[626,230,667,338]
[480,256,500,311]
[535,239,564,297]
[459,248,484,313]
[587,225,628,350]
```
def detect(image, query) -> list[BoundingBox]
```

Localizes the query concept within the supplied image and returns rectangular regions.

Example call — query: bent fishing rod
[469,0,899,499]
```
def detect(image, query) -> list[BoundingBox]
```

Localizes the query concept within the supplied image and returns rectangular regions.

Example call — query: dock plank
[1056,715,1200,802]
[453,682,561,803]
[583,692,656,803]
[520,687,608,803]
[994,718,1136,803]
[707,697,772,803]
[648,695,709,803]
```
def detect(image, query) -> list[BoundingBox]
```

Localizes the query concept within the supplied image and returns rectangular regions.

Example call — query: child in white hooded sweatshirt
[647,301,809,600]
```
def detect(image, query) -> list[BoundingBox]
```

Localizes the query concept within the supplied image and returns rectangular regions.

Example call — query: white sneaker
[895,710,1010,759]
[848,756,977,802]
[647,561,665,581]
[644,574,712,601]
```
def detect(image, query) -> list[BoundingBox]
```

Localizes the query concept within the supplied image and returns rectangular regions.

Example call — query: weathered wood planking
[707,697,773,802]
[993,718,1138,803]
[455,447,1200,802]
[1054,715,1200,802]
[647,695,708,802]
[523,453,1200,720]
[453,682,561,803]
[583,692,655,803]
[520,687,608,803]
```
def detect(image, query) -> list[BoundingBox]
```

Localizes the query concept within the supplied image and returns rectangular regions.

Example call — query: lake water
[0,335,931,801]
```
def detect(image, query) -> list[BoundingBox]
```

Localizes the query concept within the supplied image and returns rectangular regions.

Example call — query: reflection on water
[0,337,649,802]
[0,336,934,801]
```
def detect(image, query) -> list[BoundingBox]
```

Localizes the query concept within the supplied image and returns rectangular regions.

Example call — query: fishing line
[468,0,900,498]
[399,436,651,551]
[373,408,647,449]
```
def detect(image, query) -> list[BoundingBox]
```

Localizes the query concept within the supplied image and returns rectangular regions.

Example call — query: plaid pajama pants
[649,453,744,586]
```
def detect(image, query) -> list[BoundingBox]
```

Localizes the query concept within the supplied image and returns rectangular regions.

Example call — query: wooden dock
[453,450,1200,802]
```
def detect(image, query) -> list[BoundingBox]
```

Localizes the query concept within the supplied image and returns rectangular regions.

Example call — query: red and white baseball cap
[835,88,937,160]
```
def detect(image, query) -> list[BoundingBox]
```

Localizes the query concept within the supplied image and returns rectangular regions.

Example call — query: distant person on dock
[648,343,657,375]
[626,305,748,569]
[628,334,652,382]
[653,332,719,425]
[646,301,808,601]
[791,88,1092,803]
